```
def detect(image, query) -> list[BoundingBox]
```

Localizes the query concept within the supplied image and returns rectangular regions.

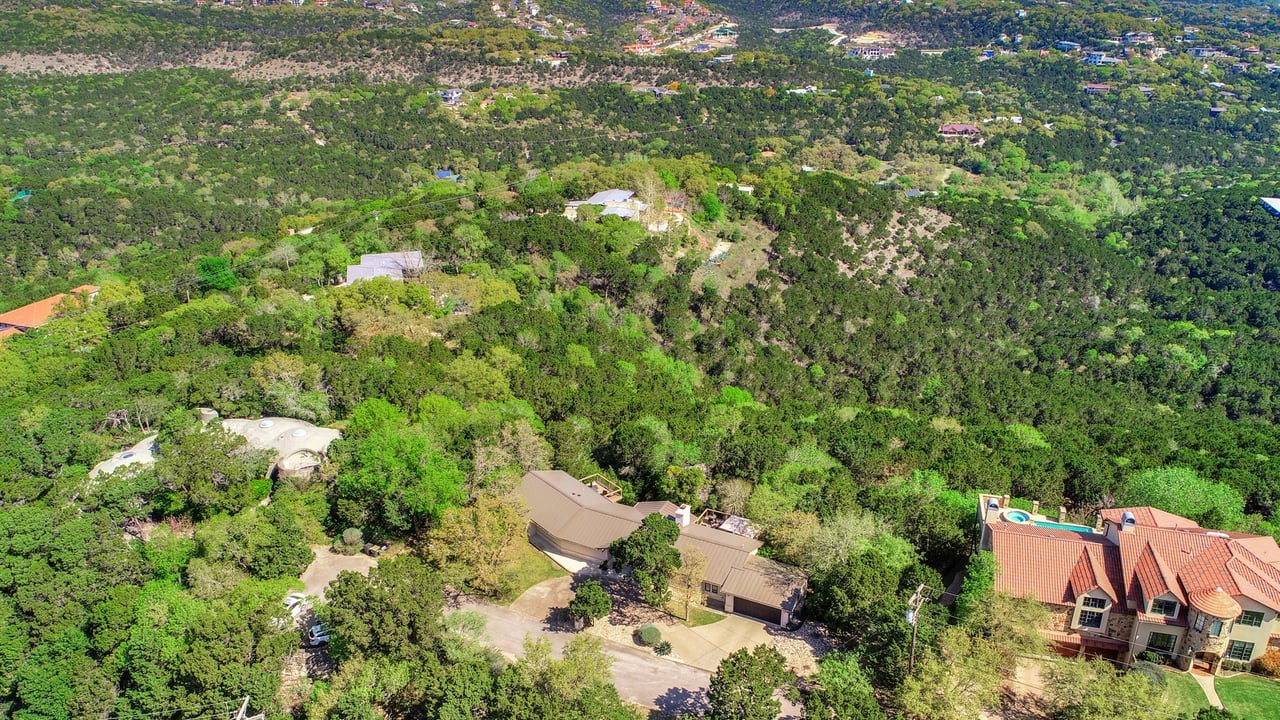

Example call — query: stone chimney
[1031,500,1041,515]
[1000,494,1010,508]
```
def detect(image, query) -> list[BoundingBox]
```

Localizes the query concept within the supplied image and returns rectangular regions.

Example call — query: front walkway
[1190,669,1225,708]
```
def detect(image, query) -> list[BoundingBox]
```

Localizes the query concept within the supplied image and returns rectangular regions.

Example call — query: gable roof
[0,285,99,330]
[520,471,806,611]
[1100,506,1200,529]
[989,522,1123,606]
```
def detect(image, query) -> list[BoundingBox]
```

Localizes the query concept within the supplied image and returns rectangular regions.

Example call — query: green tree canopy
[608,513,682,607]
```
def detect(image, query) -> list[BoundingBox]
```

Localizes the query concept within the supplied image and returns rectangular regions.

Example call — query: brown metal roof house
[519,470,806,626]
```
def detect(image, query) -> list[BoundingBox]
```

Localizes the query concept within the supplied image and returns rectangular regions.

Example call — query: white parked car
[283,592,308,618]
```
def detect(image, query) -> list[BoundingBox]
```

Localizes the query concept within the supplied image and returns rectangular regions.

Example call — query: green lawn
[1162,671,1210,718]
[1217,674,1280,720]
[498,541,567,604]
[684,607,725,628]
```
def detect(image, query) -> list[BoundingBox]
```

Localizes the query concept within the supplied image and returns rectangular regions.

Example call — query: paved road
[455,599,717,716]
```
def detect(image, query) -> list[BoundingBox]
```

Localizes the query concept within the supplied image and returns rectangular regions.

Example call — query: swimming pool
[1033,520,1095,534]
[1004,509,1031,523]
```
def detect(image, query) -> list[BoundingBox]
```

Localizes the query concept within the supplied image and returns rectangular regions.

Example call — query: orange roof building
[0,285,99,333]
[979,496,1280,672]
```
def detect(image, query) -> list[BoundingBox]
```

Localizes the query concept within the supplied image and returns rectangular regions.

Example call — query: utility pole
[907,583,927,674]
[231,697,264,720]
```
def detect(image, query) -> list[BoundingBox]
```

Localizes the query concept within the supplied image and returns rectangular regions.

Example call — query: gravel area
[767,621,833,676]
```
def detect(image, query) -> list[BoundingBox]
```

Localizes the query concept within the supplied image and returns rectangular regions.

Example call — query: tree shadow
[599,575,672,628]
[652,686,709,719]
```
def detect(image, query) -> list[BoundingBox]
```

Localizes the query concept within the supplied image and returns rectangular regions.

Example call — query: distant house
[342,251,425,285]
[786,85,818,95]
[437,88,464,105]
[710,54,734,64]
[1139,85,1155,97]
[1210,106,1228,117]
[1122,32,1155,45]
[1084,51,1121,66]
[564,189,646,220]
[1084,83,1113,95]
[848,46,896,59]
[520,470,807,626]
[1260,197,1280,217]
[938,122,984,144]
[1190,47,1219,58]
[434,169,462,182]
[0,284,99,337]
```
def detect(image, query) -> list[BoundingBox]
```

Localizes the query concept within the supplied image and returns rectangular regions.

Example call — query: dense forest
[2,0,1280,718]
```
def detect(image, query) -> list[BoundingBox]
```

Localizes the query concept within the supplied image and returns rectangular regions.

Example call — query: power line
[103,699,235,720]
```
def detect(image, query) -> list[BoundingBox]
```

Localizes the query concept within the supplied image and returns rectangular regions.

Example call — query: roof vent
[986,499,1000,511]
[1206,531,1229,538]
[259,419,275,428]
[291,428,307,438]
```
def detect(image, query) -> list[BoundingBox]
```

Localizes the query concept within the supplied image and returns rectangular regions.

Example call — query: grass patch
[498,541,567,604]
[1217,674,1280,720]
[684,607,726,628]
[1162,670,1210,718]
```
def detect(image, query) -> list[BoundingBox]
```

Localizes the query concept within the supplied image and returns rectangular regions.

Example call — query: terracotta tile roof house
[979,494,1280,672]
[519,470,806,625]
[0,285,99,335]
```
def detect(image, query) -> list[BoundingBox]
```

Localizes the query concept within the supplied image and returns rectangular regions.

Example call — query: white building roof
[585,189,636,204]
[90,434,159,479]
[221,418,341,470]
[1261,197,1280,216]
[342,251,425,285]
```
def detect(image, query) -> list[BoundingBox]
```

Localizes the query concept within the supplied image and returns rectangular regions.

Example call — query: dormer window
[1082,597,1107,610]
[1150,598,1179,617]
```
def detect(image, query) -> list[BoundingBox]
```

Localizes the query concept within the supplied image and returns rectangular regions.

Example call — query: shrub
[637,624,662,647]
[1221,659,1250,673]
[1131,661,1167,687]
[1136,651,1165,665]
[654,640,672,656]
[1253,648,1280,677]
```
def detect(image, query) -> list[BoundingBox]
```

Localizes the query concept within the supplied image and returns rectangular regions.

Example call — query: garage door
[733,597,781,625]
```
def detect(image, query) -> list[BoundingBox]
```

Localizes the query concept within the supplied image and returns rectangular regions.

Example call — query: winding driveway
[454,597,717,717]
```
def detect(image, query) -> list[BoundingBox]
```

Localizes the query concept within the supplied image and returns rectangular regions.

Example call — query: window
[1239,611,1265,628]
[1147,632,1178,653]
[1082,596,1107,609]
[1079,610,1104,628]
[1225,641,1256,662]
[1195,614,1205,632]
[1150,598,1179,617]
[701,582,720,594]
[1209,620,1226,637]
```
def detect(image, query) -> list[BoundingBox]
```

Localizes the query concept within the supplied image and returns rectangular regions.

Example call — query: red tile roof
[1100,507,1200,529]
[0,327,21,340]
[0,285,98,330]
[990,523,1122,606]
[990,507,1280,615]
[1136,610,1189,627]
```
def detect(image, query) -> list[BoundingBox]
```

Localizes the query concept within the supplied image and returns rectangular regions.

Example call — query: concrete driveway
[455,593,802,719]
[299,545,377,598]
[508,575,574,621]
